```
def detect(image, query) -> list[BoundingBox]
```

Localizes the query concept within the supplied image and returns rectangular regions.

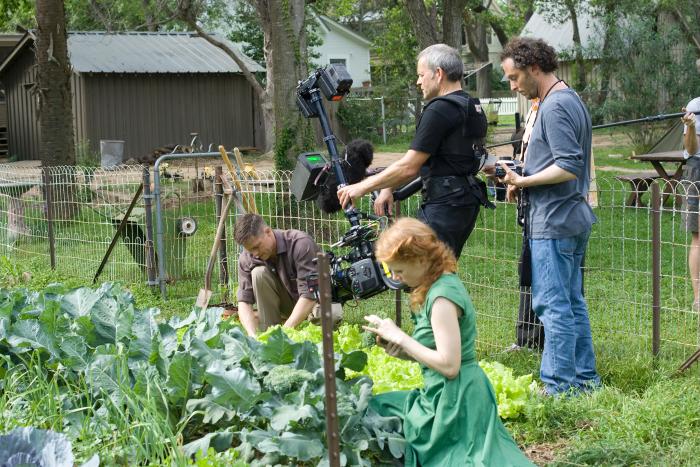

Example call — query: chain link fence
[1,162,699,365]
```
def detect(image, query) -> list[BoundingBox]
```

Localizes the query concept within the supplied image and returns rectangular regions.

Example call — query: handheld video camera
[495,159,523,178]
[291,64,403,303]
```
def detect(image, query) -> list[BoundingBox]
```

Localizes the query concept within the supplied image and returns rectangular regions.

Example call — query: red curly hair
[375,218,457,310]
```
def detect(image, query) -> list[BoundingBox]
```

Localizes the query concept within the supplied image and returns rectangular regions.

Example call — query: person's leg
[516,286,545,349]
[690,233,700,307]
[417,203,479,259]
[569,230,601,390]
[252,266,295,331]
[530,237,577,395]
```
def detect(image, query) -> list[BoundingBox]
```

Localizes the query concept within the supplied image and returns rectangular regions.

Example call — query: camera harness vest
[419,92,495,209]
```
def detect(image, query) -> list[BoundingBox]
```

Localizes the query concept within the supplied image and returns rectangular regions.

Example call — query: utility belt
[421,175,495,209]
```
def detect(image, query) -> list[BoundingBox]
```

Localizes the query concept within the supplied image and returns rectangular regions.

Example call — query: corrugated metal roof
[67,32,265,74]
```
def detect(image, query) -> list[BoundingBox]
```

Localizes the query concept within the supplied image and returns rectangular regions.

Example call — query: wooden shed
[0,31,266,162]
[0,34,22,158]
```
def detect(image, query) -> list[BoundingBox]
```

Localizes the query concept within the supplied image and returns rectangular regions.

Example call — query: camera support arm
[308,88,362,227]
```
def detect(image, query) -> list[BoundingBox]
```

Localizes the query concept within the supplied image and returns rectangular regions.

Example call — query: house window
[329,58,346,67]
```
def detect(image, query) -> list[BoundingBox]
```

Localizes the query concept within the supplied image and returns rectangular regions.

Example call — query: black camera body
[296,64,353,118]
[495,159,523,178]
[294,64,403,304]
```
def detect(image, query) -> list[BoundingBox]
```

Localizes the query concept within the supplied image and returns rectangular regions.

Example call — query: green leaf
[260,327,300,364]
[340,350,367,372]
[294,341,320,372]
[186,396,236,424]
[89,295,133,345]
[269,403,316,431]
[182,431,234,457]
[7,319,57,355]
[206,361,260,411]
[58,335,90,370]
[165,351,199,406]
[60,287,102,317]
[275,432,324,461]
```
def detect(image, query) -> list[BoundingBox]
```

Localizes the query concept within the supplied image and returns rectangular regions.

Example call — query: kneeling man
[234,213,340,335]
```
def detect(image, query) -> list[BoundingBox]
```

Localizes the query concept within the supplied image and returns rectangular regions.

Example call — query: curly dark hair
[500,37,558,73]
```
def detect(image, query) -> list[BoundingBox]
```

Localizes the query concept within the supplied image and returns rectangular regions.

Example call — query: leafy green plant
[0,282,404,465]
[0,427,98,467]
[261,322,538,419]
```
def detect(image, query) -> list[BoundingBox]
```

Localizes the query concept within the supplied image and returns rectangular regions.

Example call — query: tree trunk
[566,0,586,91]
[405,0,440,50]
[256,0,310,168]
[442,0,467,51]
[36,0,78,219]
[464,13,491,98]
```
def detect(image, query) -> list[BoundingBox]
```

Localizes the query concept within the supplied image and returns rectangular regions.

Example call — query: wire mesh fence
[1,162,699,366]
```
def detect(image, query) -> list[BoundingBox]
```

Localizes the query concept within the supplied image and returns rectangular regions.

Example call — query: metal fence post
[318,252,340,467]
[142,168,157,286]
[651,182,661,357]
[393,199,402,328]
[215,166,230,301]
[41,167,56,270]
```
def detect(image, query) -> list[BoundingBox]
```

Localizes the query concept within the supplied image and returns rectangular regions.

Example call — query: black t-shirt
[410,90,481,178]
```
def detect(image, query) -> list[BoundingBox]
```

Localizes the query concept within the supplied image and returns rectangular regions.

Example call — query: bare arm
[338,149,429,208]
[364,297,463,379]
[237,301,258,336]
[683,112,699,156]
[282,296,317,329]
[498,161,576,189]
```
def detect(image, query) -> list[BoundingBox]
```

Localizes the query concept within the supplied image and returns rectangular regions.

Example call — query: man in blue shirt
[497,37,600,396]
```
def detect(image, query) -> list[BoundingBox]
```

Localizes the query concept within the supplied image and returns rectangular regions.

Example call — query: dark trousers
[517,286,545,349]
[417,202,480,259]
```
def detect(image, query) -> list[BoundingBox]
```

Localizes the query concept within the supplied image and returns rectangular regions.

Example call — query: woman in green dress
[364,218,534,467]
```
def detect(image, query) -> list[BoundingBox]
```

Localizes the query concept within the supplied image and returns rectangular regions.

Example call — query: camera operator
[337,43,491,259]
[498,37,600,396]
[234,213,341,336]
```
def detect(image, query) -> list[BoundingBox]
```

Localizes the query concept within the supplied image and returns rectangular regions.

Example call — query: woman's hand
[363,315,407,347]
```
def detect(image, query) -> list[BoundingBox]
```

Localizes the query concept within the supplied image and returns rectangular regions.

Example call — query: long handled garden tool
[218,145,258,214]
[195,190,233,309]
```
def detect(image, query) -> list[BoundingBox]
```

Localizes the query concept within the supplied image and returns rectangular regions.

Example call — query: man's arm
[683,112,699,156]
[499,162,576,188]
[283,297,317,328]
[237,301,259,336]
[337,149,429,209]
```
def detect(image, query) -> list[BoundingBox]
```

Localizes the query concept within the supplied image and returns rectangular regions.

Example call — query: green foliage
[268,322,538,418]
[337,98,382,142]
[0,0,34,31]
[0,282,404,465]
[589,13,700,152]
[274,126,298,171]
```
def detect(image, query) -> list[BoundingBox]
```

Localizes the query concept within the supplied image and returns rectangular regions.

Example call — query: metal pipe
[486,110,700,150]
[651,182,661,357]
[318,252,341,467]
[215,166,230,300]
[143,168,157,286]
[394,199,402,328]
[153,151,227,299]
[42,168,56,270]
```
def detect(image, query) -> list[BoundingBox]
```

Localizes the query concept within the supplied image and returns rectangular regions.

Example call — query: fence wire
[1,163,699,364]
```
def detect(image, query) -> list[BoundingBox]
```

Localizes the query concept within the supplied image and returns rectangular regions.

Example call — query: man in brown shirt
[234,213,340,335]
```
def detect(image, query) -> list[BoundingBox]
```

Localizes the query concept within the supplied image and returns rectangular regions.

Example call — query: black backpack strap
[429,93,488,139]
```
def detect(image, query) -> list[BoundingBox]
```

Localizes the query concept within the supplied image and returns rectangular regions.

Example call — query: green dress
[369,274,534,467]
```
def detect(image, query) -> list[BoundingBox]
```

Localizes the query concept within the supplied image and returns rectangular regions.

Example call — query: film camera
[291,64,403,303]
[495,159,523,178]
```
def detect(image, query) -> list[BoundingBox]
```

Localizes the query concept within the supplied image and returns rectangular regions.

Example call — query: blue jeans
[530,230,600,395]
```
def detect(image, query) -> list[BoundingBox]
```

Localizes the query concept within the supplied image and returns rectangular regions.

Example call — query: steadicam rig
[291,64,403,304]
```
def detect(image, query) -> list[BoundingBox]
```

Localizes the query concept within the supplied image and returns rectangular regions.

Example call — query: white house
[311,12,372,87]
